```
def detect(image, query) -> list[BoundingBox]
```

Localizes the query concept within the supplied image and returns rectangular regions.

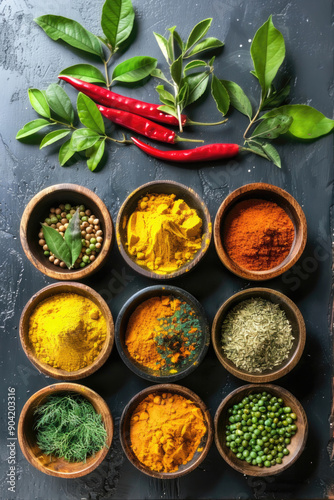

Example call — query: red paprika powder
[223,199,295,271]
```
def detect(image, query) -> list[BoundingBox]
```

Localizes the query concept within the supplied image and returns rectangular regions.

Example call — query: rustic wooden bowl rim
[116,180,212,280]
[20,183,113,281]
[211,287,306,383]
[120,383,213,479]
[214,383,308,476]
[115,285,210,382]
[19,282,114,380]
[18,382,113,478]
[213,182,307,281]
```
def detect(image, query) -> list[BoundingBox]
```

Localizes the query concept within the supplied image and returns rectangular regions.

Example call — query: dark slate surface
[1,0,333,499]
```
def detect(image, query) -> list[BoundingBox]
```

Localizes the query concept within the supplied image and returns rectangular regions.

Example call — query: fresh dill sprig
[34,394,108,462]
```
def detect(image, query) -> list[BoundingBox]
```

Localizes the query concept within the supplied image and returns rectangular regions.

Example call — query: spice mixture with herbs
[130,392,206,472]
[225,391,298,468]
[125,296,202,373]
[223,199,295,271]
[39,203,103,269]
[221,297,293,373]
[34,394,107,462]
[28,292,107,371]
[125,193,204,274]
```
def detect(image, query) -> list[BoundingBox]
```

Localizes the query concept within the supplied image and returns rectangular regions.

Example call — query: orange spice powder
[130,392,207,472]
[223,199,295,271]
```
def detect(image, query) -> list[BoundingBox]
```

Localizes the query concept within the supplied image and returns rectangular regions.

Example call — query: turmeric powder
[28,292,107,371]
[130,392,207,472]
[125,193,203,273]
[125,296,202,373]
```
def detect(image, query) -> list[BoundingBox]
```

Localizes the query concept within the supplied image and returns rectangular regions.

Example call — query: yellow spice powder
[28,292,107,371]
[130,392,207,473]
[126,193,203,273]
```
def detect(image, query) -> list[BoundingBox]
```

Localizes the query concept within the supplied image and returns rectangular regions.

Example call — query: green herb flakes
[221,297,293,373]
[34,394,108,462]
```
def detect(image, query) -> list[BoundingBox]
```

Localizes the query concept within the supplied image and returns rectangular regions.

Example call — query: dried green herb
[221,297,293,373]
[34,394,108,462]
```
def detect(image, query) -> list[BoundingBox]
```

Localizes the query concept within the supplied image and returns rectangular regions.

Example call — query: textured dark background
[1,0,333,499]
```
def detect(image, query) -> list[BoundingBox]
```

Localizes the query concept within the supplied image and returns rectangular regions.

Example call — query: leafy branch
[35,0,157,89]
[17,86,130,171]
[218,16,334,168]
[151,19,229,132]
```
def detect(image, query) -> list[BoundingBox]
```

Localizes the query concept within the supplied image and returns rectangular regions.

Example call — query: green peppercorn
[80,262,86,268]
[45,218,51,225]
[44,251,50,256]
[65,203,71,211]
[82,255,90,263]
[66,214,72,220]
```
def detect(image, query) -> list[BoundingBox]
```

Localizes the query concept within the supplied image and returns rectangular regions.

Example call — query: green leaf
[87,139,106,171]
[221,80,253,119]
[173,30,184,51]
[42,224,72,268]
[185,18,212,52]
[112,56,157,83]
[150,68,170,84]
[211,74,229,116]
[262,104,334,139]
[185,71,210,105]
[70,129,101,151]
[250,15,285,98]
[28,89,51,118]
[170,55,183,86]
[64,208,82,266]
[156,85,175,106]
[34,15,104,58]
[261,83,290,110]
[77,93,105,134]
[260,141,281,168]
[46,84,75,124]
[247,139,281,168]
[176,83,189,107]
[16,119,52,139]
[40,129,70,149]
[59,64,106,84]
[184,60,207,74]
[157,105,179,120]
[251,114,293,140]
[59,139,76,166]
[153,32,169,62]
[101,0,134,49]
[186,37,224,58]
[167,27,175,63]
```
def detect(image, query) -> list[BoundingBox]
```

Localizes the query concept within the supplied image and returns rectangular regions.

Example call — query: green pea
[264,460,271,467]
[236,452,242,459]
[283,448,290,455]
[243,450,249,457]
[283,407,291,413]
[275,457,282,464]
[290,413,297,420]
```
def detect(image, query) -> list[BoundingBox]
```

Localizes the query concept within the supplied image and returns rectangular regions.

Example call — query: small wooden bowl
[116,180,212,280]
[212,288,306,383]
[120,384,213,478]
[214,183,307,280]
[115,285,210,382]
[20,183,113,280]
[18,382,113,478]
[19,282,114,380]
[214,384,308,476]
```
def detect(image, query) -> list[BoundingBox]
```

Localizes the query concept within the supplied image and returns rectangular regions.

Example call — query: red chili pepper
[98,105,176,143]
[59,75,187,127]
[131,137,239,162]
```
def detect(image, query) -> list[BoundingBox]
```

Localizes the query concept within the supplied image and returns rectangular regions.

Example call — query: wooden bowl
[19,282,114,380]
[20,183,113,280]
[214,384,308,476]
[18,382,113,478]
[115,285,210,382]
[120,384,213,478]
[212,288,306,383]
[116,180,212,279]
[213,183,307,280]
